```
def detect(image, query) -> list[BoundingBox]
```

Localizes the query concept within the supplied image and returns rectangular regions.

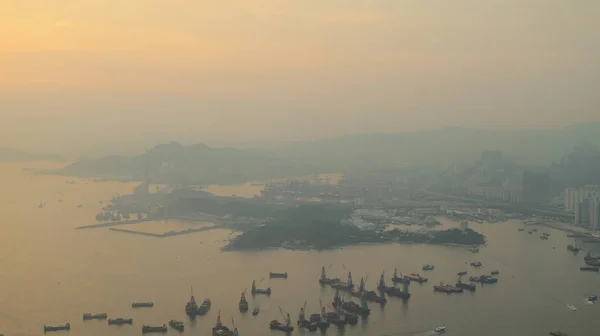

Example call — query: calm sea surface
[1,162,599,336]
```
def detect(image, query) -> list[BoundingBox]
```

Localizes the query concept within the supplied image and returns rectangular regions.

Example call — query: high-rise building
[590,199,600,231]
[564,186,599,213]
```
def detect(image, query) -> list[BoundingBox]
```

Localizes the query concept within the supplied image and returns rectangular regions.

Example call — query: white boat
[434,326,446,333]
[566,304,577,311]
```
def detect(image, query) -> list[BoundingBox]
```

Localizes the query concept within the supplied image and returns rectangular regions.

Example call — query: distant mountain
[278,122,600,170]
[0,148,59,162]
[60,142,318,185]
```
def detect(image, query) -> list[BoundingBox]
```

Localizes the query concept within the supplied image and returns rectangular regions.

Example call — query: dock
[108,226,217,238]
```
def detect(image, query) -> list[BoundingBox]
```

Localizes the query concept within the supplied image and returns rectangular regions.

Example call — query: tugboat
[83,313,107,320]
[169,320,184,332]
[108,318,133,325]
[142,324,168,333]
[422,264,435,271]
[185,287,199,316]
[198,298,211,315]
[270,308,294,332]
[319,266,340,285]
[252,307,260,316]
[132,302,154,308]
[239,291,249,312]
[44,323,70,333]
[269,272,288,279]
[251,280,272,296]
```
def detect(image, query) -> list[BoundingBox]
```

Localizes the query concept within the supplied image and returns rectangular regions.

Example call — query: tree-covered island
[226,204,486,251]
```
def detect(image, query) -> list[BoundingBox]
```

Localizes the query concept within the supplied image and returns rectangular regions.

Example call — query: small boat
[468,276,480,282]
[198,298,211,315]
[482,277,498,284]
[490,270,500,275]
[269,272,288,279]
[532,228,538,232]
[108,318,133,325]
[470,261,483,268]
[142,324,168,333]
[44,323,70,333]
[567,245,581,252]
[580,266,599,272]
[406,273,428,283]
[549,332,569,336]
[565,304,578,311]
[455,282,476,292]
[132,302,154,308]
[518,228,525,231]
[83,313,107,320]
[528,231,533,234]
[434,326,446,333]
[457,271,467,276]
[589,295,598,302]
[540,235,549,240]
[169,320,184,332]
[422,264,435,271]
[252,307,260,316]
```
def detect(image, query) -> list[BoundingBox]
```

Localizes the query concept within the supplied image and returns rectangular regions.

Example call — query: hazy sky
[1,0,599,151]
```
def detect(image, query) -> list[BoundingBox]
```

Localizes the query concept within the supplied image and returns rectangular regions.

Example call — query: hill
[59,142,318,185]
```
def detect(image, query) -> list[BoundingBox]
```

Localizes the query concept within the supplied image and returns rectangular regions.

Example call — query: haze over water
[1,162,600,336]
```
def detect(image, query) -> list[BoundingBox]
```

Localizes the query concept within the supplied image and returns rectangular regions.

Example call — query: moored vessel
[142,324,168,333]
[169,320,184,332]
[239,291,249,312]
[185,288,199,316]
[132,302,154,308]
[251,280,272,296]
[406,273,428,283]
[270,308,294,332]
[422,264,435,271]
[83,313,107,320]
[44,323,70,333]
[108,318,133,325]
[269,272,288,279]
[198,298,211,315]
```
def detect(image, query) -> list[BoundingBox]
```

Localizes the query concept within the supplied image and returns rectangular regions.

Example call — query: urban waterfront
[2,163,600,336]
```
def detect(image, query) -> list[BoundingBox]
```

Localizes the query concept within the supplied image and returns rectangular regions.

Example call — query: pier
[108,225,217,238]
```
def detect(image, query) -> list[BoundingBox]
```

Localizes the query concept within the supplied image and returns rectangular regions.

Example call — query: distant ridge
[0,147,59,162]
[277,122,600,169]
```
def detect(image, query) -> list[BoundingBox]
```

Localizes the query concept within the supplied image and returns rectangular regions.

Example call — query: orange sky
[1,0,599,151]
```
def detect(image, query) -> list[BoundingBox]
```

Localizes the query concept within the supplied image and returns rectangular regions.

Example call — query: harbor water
[1,162,599,336]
